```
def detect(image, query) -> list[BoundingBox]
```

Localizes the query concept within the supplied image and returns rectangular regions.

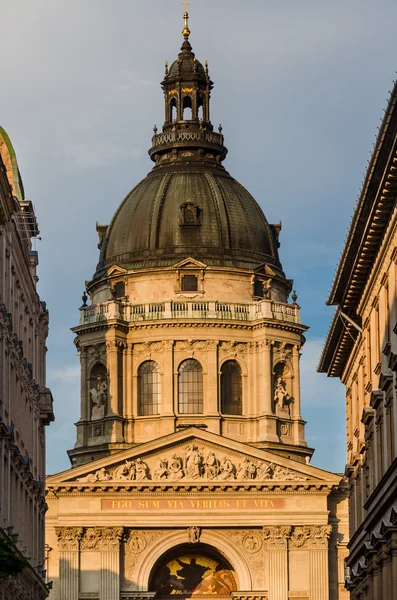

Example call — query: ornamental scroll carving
[263,526,292,550]
[223,529,264,588]
[77,444,309,483]
[55,527,83,551]
[124,530,165,589]
[306,525,332,549]
[80,527,123,551]
[100,526,124,551]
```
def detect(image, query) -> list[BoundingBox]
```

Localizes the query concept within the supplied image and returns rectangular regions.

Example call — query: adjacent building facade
[319,81,397,597]
[0,127,54,599]
[46,14,348,600]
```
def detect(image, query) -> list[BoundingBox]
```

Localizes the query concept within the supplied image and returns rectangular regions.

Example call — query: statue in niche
[90,375,108,420]
[188,526,201,544]
[218,456,235,480]
[273,376,292,417]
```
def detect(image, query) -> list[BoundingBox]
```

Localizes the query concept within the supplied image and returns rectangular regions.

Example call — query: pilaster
[55,527,83,600]
[99,526,123,600]
[307,525,332,600]
[263,525,291,600]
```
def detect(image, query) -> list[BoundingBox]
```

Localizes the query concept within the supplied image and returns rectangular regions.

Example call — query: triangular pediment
[106,265,127,277]
[48,428,341,487]
[172,257,207,269]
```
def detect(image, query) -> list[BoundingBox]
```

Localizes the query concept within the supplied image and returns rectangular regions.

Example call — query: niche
[273,361,292,418]
[89,363,108,421]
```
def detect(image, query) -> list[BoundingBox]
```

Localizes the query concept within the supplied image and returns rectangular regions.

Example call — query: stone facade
[47,429,348,600]
[0,128,54,598]
[319,81,397,597]
[46,13,348,600]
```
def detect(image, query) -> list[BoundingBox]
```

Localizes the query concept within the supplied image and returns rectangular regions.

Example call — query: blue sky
[1,0,397,474]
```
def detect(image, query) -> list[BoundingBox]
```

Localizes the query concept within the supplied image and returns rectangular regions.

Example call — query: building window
[221,360,242,415]
[178,359,203,414]
[114,281,125,298]
[254,279,263,297]
[138,361,161,416]
[182,275,198,291]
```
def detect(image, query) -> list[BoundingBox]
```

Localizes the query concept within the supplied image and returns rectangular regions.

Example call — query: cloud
[49,364,80,384]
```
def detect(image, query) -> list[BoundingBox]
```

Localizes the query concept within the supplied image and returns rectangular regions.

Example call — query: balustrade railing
[79,299,300,326]
[151,129,223,148]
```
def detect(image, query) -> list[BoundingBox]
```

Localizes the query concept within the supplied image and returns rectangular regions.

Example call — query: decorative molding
[55,526,83,551]
[76,443,309,484]
[263,525,292,549]
[187,525,201,543]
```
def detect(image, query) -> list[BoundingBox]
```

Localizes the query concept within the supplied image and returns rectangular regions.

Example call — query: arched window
[178,359,203,414]
[170,98,177,122]
[138,361,161,416]
[182,96,193,120]
[221,360,242,415]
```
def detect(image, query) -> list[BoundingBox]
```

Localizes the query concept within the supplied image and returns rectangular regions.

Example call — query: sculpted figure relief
[274,377,291,410]
[75,445,309,483]
[188,525,201,544]
[154,456,168,480]
[135,457,150,481]
[90,375,108,420]
[169,453,184,481]
[218,456,235,480]
[184,444,203,479]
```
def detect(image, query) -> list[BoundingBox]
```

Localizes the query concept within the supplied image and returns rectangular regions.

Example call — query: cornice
[47,482,337,496]
[73,319,307,340]
[328,78,397,309]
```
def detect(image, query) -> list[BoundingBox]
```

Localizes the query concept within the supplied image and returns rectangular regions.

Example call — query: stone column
[99,526,123,600]
[263,526,291,600]
[79,346,88,420]
[106,341,120,416]
[260,340,272,414]
[55,527,83,600]
[162,340,175,415]
[308,525,332,600]
[291,344,301,419]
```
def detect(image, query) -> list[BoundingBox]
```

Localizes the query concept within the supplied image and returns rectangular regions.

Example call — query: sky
[1,0,397,475]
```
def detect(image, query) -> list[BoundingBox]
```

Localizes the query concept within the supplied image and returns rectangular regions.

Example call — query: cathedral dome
[96,168,282,274]
[93,13,283,279]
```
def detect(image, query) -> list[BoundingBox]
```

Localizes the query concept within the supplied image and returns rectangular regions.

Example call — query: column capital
[307,524,332,549]
[99,526,124,551]
[55,526,83,551]
[263,525,292,549]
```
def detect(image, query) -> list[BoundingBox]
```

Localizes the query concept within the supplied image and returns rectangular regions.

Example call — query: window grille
[178,359,203,414]
[182,274,198,291]
[221,360,242,415]
[138,361,161,416]
[254,279,263,297]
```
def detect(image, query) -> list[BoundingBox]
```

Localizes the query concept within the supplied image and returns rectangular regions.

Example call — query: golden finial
[182,9,191,40]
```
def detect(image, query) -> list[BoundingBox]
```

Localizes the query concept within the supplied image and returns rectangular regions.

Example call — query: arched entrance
[149,543,237,598]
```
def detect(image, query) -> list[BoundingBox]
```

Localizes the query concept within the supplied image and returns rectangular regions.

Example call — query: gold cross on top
[182,1,190,8]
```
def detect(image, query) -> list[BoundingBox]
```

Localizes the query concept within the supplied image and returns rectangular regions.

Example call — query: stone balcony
[79,299,301,327]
